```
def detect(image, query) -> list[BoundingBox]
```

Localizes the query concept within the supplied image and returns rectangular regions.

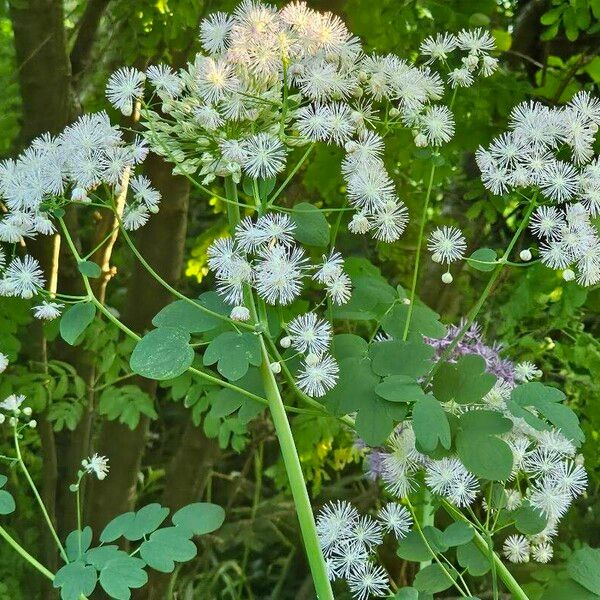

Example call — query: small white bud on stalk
[22,407,32,417]
[563,269,575,281]
[280,336,292,349]
[28,420,37,429]
[305,353,319,367]
[441,272,453,284]
[270,362,282,374]
[520,249,532,262]
[230,306,250,322]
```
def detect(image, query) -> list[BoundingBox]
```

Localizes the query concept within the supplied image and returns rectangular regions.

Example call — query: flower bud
[230,306,250,322]
[280,336,292,349]
[22,407,32,417]
[441,272,453,284]
[270,362,282,374]
[563,268,575,281]
[519,249,532,262]
[305,353,319,367]
[28,420,37,429]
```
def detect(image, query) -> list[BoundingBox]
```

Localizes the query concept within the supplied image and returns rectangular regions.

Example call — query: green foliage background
[0,0,599,598]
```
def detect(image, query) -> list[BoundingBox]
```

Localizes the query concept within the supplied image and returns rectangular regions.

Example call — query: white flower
[377,503,412,539]
[255,213,296,247]
[425,457,479,506]
[230,306,250,322]
[369,200,409,242]
[503,535,530,563]
[420,33,457,63]
[200,11,234,54]
[295,103,333,141]
[122,205,150,231]
[529,479,572,520]
[325,271,352,305]
[514,361,542,382]
[420,105,455,146]
[314,250,344,284]
[216,256,253,305]
[346,163,396,211]
[146,64,183,98]
[32,301,64,320]
[506,489,523,511]
[480,54,499,76]
[0,353,8,373]
[207,237,238,275]
[287,312,332,356]
[316,500,359,553]
[325,102,355,145]
[106,67,145,116]
[329,540,369,580]
[530,206,565,239]
[540,240,570,269]
[428,226,467,264]
[549,461,588,498]
[536,430,576,457]
[130,175,161,211]
[193,105,224,130]
[569,90,600,124]
[348,211,371,235]
[448,67,473,88]
[0,394,25,412]
[457,28,496,54]
[242,133,287,179]
[254,244,308,305]
[194,56,238,105]
[540,160,579,203]
[347,562,389,600]
[296,354,338,397]
[3,255,45,299]
[532,542,553,563]
[82,453,110,480]
[350,515,384,551]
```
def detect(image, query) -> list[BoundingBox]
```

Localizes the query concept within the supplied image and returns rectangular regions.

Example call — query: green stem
[441,500,530,600]
[13,427,68,563]
[224,177,333,599]
[406,498,470,597]
[267,144,314,207]
[258,339,333,599]
[402,162,436,341]
[426,196,537,383]
[0,525,54,580]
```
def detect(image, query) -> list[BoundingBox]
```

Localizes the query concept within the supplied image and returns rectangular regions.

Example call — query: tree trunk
[87,152,190,533]
[9,1,72,592]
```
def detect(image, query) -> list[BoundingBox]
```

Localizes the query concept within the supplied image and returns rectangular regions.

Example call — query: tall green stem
[402,162,436,341]
[13,427,68,563]
[0,525,54,580]
[257,340,333,599]
[224,177,333,599]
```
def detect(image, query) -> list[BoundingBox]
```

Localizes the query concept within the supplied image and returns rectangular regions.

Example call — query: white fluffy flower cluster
[476,94,600,286]
[361,339,587,566]
[207,213,351,308]
[316,500,412,599]
[0,112,160,302]
[121,2,497,244]
[0,393,36,428]
[207,215,353,397]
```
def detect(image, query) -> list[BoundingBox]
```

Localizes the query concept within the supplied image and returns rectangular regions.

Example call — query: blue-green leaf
[130,327,194,381]
[172,502,225,536]
[203,331,262,381]
[53,560,97,600]
[60,302,96,345]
